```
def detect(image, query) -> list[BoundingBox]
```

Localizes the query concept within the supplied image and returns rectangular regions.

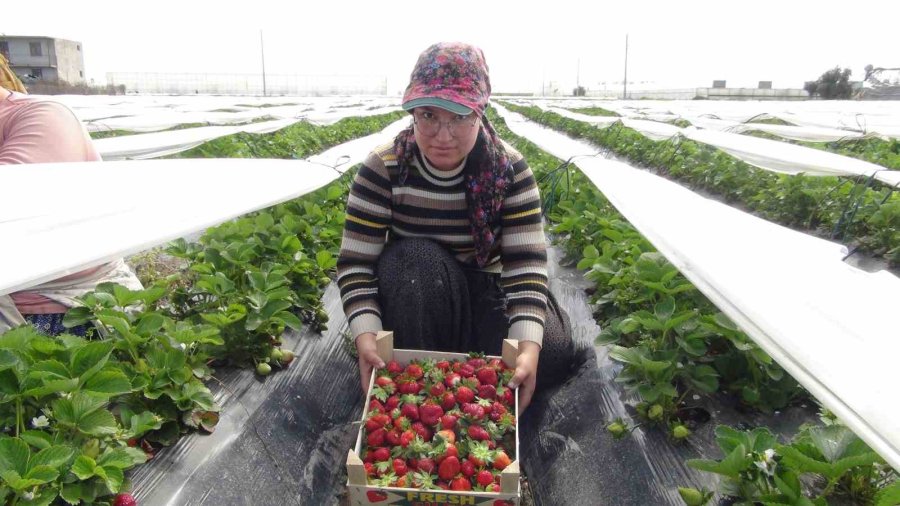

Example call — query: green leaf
[126,412,163,438]
[654,296,676,321]
[29,360,70,379]
[102,465,125,493]
[23,464,57,484]
[23,378,80,398]
[582,245,600,259]
[135,313,166,336]
[98,449,137,469]
[0,438,29,475]
[875,480,900,506]
[689,443,748,479]
[19,431,52,450]
[62,306,94,328]
[71,341,114,378]
[28,445,74,470]
[275,311,304,332]
[70,455,96,480]
[316,250,337,270]
[83,370,132,396]
[77,409,118,436]
[60,482,84,505]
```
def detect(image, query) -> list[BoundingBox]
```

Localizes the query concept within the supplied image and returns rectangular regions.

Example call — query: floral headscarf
[394,42,513,267]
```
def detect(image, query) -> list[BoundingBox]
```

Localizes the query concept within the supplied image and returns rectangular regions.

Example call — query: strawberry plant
[685,421,898,505]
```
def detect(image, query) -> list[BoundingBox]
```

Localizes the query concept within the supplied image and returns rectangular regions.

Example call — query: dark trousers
[376,238,578,387]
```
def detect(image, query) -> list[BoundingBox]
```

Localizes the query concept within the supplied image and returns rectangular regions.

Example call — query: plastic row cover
[544,107,900,187]
[0,118,409,296]
[493,103,900,472]
[93,108,404,160]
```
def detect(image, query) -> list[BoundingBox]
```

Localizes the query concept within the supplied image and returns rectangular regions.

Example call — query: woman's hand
[507,340,540,416]
[355,332,385,393]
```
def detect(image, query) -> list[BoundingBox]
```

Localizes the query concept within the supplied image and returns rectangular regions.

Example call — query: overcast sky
[4,0,898,94]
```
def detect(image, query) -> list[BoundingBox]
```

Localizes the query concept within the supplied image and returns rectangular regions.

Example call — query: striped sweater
[336,140,549,346]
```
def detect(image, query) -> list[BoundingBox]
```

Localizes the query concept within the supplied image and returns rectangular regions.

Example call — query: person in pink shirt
[0,80,142,336]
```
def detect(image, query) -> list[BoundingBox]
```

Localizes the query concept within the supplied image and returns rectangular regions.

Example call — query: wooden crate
[347,331,521,506]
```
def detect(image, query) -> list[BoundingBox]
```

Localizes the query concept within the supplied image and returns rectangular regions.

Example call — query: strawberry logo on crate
[366,490,388,503]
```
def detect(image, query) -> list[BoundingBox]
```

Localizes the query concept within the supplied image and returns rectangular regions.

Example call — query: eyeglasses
[412,110,479,137]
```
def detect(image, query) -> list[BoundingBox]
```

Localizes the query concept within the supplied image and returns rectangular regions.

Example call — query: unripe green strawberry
[607,422,626,438]
[677,487,709,506]
[648,404,664,421]
[281,350,295,365]
[271,348,284,362]
[672,425,690,440]
[256,363,272,376]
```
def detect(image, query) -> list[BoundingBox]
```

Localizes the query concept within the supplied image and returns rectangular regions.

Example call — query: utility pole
[260,30,267,97]
[576,58,580,88]
[623,34,629,100]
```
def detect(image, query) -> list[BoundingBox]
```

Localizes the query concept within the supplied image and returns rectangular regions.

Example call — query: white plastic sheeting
[541,106,900,187]
[94,109,407,161]
[494,103,900,472]
[523,98,900,140]
[0,118,409,297]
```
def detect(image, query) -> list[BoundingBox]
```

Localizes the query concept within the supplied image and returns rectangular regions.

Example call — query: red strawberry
[371,447,390,462]
[435,360,451,371]
[411,422,432,442]
[476,367,498,386]
[478,384,497,400]
[468,425,491,441]
[405,363,424,379]
[400,429,417,447]
[438,481,450,490]
[417,457,436,474]
[489,484,504,493]
[467,357,486,370]
[456,386,475,404]
[366,490,388,502]
[393,458,408,476]
[387,360,404,375]
[393,416,410,431]
[419,402,444,426]
[365,413,390,432]
[364,461,376,477]
[498,387,514,406]
[440,414,458,430]
[489,358,507,370]
[429,382,446,397]
[438,456,461,480]
[461,459,476,477]
[444,372,461,388]
[369,399,386,414]
[462,403,486,421]
[375,376,394,388]
[459,363,475,377]
[367,428,386,447]
[385,429,402,447]
[398,380,422,395]
[385,395,401,411]
[477,470,494,487]
[440,392,456,411]
[493,450,512,471]
[113,494,136,506]
[490,402,508,422]
[450,476,472,491]
[401,403,420,421]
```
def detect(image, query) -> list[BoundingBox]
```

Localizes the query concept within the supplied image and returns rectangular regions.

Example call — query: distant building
[0,36,85,84]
